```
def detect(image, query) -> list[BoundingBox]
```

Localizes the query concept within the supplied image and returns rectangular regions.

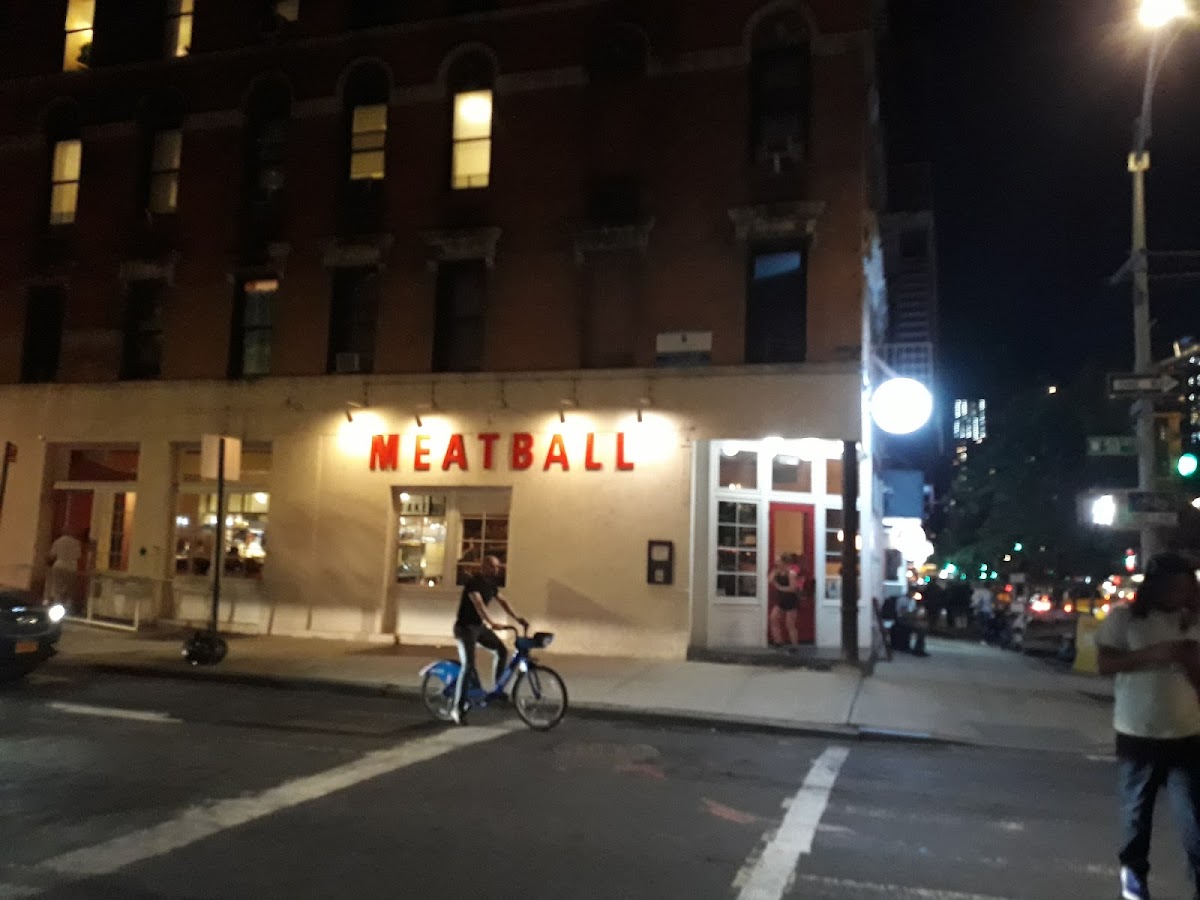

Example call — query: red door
[768,503,816,644]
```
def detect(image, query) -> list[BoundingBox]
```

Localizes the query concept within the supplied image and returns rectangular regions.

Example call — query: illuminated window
[49,139,82,225]
[395,490,510,587]
[451,90,492,189]
[166,0,193,58]
[148,129,182,214]
[175,492,270,579]
[274,0,299,21]
[349,103,387,180]
[63,0,95,71]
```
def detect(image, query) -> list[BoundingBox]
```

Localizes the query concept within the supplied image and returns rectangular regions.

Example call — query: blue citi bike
[419,624,568,731]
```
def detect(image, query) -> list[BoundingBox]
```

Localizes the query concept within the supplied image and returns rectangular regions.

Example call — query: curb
[53,658,970,747]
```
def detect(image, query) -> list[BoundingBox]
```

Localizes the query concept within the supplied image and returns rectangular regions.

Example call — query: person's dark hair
[1131,552,1198,618]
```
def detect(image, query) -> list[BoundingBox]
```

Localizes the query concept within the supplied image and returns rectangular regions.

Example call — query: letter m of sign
[370,434,400,471]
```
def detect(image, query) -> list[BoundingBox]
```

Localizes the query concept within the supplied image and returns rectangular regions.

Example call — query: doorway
[768,502,815,644]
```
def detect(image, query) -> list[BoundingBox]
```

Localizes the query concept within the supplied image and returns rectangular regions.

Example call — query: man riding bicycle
[452,555,527,724]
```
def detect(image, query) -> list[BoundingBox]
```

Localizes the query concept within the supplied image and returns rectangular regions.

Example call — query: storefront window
[107,493,136,571]
[824,507,843,599]
[772,454,812,492]
[457,513,508,586]
[719,447,758,490]
[395,489,510,587]
[396,494,448,586]
[175,492,269,579]
[716,500,757,598]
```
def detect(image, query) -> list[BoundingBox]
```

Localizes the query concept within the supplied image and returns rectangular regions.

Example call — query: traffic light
[1179,452,1199,478]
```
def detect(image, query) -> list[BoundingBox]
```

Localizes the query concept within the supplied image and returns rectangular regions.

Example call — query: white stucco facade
[0,363,877,658]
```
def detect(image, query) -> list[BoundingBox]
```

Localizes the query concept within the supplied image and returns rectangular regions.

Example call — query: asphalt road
[0,668,1192,900]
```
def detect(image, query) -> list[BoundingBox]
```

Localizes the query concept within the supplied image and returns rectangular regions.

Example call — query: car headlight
[48,604,66,623]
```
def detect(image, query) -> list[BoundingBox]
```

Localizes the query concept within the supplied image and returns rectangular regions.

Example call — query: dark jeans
[452,623,507,712]
[1117,733,1200,892]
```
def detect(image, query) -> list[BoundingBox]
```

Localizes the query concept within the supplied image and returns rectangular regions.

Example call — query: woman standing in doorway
[1096,552,1200,900]
[768,553,801,647]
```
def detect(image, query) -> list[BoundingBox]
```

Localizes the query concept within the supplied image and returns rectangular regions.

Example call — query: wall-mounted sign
[369,432,636,473]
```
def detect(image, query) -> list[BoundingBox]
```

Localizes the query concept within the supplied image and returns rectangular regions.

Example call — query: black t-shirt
[456,574,498,627]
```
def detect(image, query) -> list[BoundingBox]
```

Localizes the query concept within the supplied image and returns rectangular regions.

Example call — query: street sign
[1087,435,1138,457]
[1108,372,1179,396]
[1128,491,1179,527]
[1079,489,1181,529]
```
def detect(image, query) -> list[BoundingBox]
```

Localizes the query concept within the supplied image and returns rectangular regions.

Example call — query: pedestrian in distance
[1096,552,1200,900]
[768,553,801,648]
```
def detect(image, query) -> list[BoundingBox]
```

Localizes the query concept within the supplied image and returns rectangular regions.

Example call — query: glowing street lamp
[1139,0,1189,29]
[870,377,933,436]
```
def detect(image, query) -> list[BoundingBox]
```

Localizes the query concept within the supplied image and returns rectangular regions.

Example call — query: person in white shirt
[45,529,84,609]
[1097,552,1200,900]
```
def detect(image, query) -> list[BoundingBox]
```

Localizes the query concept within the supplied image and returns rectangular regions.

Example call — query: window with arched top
[243,79,291,213]
[139,92,186,216]
[45,102,82,226]
[749,8,811,174]
[446,51,496,190]
[342,62,390,182]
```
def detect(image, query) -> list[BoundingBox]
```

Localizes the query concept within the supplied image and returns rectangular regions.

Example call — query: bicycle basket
[516,631,554,652]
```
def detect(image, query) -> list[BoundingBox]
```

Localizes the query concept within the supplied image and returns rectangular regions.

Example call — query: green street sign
[1087,435,1138,458]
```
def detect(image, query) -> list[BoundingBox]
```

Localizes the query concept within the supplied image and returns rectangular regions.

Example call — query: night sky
[927,0,1200,402]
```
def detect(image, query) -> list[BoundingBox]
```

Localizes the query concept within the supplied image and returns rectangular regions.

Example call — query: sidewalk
[50,624,1115,753]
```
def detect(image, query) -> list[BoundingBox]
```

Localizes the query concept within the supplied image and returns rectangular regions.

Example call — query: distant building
[953,399,987,448]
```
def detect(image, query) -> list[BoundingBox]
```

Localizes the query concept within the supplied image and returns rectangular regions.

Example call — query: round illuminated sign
[870,378,934,435]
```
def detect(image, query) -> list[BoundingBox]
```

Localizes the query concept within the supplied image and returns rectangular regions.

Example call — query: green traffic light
[1179,453,1199,478]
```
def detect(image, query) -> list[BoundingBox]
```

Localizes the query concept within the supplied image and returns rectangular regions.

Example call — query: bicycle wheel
[421,664,457,722]
[512,664,568,731]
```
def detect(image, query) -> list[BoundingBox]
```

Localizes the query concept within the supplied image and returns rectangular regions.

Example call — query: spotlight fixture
[558,398,577,424]
[345,400,365,423]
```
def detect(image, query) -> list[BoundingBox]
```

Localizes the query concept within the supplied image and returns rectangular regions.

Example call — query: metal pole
[1131,158,1160,562]
[841,441,860,663]
[1130,31,1169,564]
[210,437,225,635]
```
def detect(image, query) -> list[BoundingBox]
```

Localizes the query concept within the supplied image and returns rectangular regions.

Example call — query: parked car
[1009,591,1077,659]
[0,589,65,681]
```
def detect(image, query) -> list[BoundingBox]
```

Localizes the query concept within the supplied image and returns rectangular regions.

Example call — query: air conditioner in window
[758,136,805,175]
[334,352,362,374]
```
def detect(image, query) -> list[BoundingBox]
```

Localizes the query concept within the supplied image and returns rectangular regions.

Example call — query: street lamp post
[1128,0,1188,563]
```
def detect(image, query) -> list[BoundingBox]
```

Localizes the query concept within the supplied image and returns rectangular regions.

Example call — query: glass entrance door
[768,502,815,644]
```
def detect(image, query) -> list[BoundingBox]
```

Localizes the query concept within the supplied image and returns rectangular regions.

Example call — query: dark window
[121,279,166,380]
[242,81,290,236]
[749,12,810,173]
[586,174,642,225]
[433,261,486,373]
[899,228,925,260]
[746,247,806,364]
[230,279,275,378]
[586,24,647,82]
[328,267,378,374]
[21,286,65,384]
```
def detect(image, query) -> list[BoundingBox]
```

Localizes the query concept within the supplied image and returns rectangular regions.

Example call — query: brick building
[0,0,889,658]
